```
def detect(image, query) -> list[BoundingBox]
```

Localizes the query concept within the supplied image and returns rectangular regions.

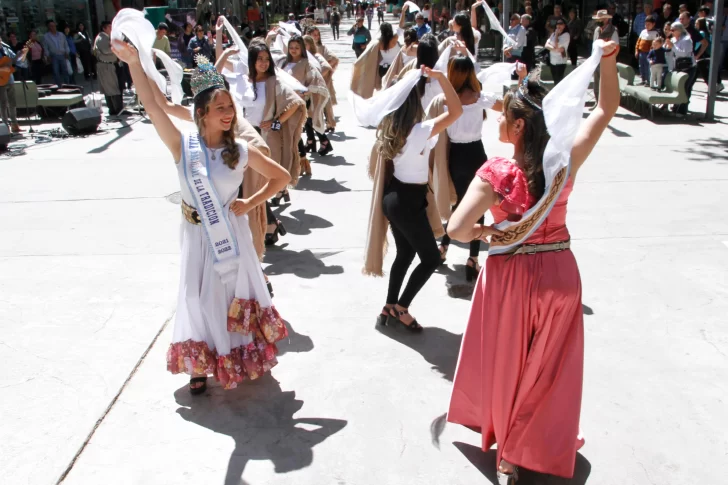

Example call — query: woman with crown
[445,39,620,483]
[111,39,291,395]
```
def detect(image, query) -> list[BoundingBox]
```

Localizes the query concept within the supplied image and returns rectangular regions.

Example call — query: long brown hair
[377,84,424,162]
[447,55,481,95]
[502,74,549,199]
[193,88,241,170]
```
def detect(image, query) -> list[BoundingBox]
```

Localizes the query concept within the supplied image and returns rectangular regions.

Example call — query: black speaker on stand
[62,107,102,135]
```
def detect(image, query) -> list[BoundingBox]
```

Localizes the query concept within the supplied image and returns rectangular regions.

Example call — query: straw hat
[592,9,612,20]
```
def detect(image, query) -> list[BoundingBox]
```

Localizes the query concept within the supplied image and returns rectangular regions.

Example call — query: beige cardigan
[426,94,458,221]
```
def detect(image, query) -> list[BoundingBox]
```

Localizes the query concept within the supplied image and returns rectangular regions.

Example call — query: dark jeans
[105,94,124,116]
[383,177,440,308]
[331,23,340,39]
[117,62,132,90]
[551,63,567,85]
[568,39,579,66]
[78,50,95,78]
[353,43,367,58]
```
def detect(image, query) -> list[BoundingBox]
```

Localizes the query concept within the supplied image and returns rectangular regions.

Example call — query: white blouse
[422,80,443,112]
[393,119,438,184]
[283,62,297,75]
[547,32,570,65]
[380,45,399,66]
[446,92,498,143]
[243,81,266,127]
[401,52,416,65]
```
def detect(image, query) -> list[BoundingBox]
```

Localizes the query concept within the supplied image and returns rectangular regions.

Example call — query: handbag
[674,56,693,72]
[76,56,84,74]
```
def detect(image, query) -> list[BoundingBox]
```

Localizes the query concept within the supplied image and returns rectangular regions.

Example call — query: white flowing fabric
[350,68,422,127]
[278,21,301,36]
[111,9,171,101]
[274,24,321,71]
[221,16,248,76]
[225,67,308,108]
[151,48,184,105]
[403,1,421,13]
[489,43,605,253]
[477,61,515,86]
[478,2,516,48]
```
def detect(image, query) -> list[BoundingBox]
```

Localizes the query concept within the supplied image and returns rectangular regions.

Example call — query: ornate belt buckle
[524,245,537,255]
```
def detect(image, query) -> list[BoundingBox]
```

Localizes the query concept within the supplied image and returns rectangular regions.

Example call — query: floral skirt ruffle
[167,298,288,390]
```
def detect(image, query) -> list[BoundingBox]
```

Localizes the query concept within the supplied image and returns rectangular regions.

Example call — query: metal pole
[706,0,724,120]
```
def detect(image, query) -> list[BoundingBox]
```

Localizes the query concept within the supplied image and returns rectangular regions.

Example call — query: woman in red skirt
[446,40,620,483]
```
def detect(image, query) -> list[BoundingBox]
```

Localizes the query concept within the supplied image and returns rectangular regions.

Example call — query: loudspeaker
[62,107,101,135]
[0,123,10,150]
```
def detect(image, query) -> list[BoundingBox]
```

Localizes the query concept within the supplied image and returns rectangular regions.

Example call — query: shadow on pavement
[174,375,347,485]
[453,442,592,485]
[264,247,344,279]
[277,319,315,356]
[310,154,354,166]
[294,177,351,194]
[87,123,134,154]
[375,322,461,381]
[274,208,334,236]
[678,136,728,163]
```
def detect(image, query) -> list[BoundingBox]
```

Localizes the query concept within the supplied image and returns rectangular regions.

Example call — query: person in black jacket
[520,14,537,71]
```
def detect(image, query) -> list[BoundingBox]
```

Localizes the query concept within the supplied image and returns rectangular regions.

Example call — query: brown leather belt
[181,200,201,225]
[503,240,571,260]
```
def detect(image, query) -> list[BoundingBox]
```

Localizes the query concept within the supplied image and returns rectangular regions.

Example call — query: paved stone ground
[3,16,728,485]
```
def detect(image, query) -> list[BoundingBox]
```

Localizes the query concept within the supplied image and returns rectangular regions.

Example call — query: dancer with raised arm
[360,66,463,331]
[430,57,525,281]
[350,22,402,99]
[446,40,620,482]
[110,37,291,395]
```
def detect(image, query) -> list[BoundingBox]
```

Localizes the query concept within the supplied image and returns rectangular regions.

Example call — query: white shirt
[422,80,443,112]
[547,32,570,65]
[401,52,416,65]
[243,81,267,127]
[284,62,297,75]
[393,120,438,184]
[505,24,527,54]
[380,45,399,66]
[446,92,498,143]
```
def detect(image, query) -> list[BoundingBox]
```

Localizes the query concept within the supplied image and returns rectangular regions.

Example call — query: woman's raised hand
[421,66,445,79]
[596,39,619,58]
[111,40,140,65]
[216,16,226,30]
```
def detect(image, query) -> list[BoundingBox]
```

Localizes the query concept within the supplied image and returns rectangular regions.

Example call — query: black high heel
[388,307,423,332]
[269,191,291,207]
[318,141,333,156]
[306,139,317,153]
[465,257,480,282]
[265,220,287,246]
[376,305,392,326]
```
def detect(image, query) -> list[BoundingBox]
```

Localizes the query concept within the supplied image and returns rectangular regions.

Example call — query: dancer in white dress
[111,40,291,394]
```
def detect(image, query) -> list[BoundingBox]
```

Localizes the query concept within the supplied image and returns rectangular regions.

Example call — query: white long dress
[167,135,287,390]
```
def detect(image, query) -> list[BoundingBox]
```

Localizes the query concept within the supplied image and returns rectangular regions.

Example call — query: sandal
[189,376,208,395]
[270,190,291,207]
[376,305,392,326]
[388,307,423,332]
[497,462,519,485]
[465,257,481,282]
[438,244,448,264]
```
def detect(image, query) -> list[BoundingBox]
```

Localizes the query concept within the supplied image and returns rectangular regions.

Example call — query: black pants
[551,64,567,85]
[79,50,95,78]
[383,177,440,308]
[440,141,486,257]
[105,94,123,115]
[567,39,579,67]
[304,116,330,145]
[353,43,367,58]
[331,23,340,39]
[31,59,44,85]
[678,66,697,115]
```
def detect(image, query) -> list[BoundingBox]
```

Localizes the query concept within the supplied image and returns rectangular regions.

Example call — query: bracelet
[603,46,619,58]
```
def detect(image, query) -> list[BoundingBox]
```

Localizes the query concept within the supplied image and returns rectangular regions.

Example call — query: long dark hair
[502,74,549,199]
[248,41,275,101]
[379,22,394,50]
[377,84,425,162]
[193,88,241,170]
[286,34,306,63]
[416,33,438,93]
[448,55,480,95]
[403,28,418,47]
[453,13,475,55]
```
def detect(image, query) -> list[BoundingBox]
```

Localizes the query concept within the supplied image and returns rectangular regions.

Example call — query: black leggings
[383,177,440,308]
[304,116,330,144]
[441,141,486,257]
[331,23,340,39]
[551,64,567,85]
